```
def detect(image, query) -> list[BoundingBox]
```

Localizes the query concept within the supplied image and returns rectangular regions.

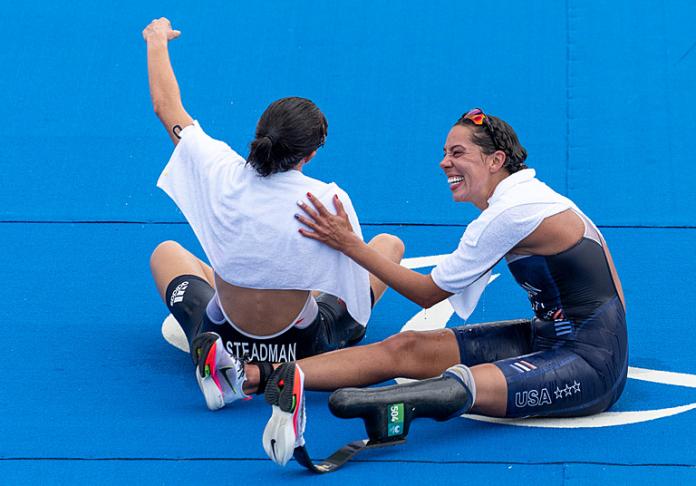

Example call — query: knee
[370,233,405,260]
[150,240,183,270]
[378,331,420,362]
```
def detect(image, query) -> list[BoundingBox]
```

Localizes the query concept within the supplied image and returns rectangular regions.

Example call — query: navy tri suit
[452,220,628,418]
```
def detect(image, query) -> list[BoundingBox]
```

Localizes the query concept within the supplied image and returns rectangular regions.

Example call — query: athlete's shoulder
[297,175,353,203]
[176,120,245,166]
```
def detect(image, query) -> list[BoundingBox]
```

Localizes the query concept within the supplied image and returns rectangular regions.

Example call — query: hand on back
[296,193,359,252]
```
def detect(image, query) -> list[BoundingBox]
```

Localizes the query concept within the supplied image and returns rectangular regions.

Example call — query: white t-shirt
[431,169,575,320]
[157,121,371,325]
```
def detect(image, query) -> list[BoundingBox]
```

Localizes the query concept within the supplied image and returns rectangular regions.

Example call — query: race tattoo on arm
[172,125,183,139]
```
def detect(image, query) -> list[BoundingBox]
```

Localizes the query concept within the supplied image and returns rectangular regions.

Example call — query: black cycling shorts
[165,275,372,362]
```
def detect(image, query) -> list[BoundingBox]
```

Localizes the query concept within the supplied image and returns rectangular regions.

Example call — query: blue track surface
[2,225,696,483]
[2,0,696,483]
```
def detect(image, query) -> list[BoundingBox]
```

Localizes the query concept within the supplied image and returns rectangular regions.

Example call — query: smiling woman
[443,109,528,209]
[194,108,628,468]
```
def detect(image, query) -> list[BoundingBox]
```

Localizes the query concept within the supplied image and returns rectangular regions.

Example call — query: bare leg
[150,240,214,302]
[301,329,459,388]
[245,328,509,417]
[366,233,404,304]
[469,364,508,417]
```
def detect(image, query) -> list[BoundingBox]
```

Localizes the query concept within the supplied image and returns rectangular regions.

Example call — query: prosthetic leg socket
[328,364,476,443]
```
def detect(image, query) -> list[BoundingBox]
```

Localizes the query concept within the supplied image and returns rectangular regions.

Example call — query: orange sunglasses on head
[462,108,498,148]
[463,108,486,125]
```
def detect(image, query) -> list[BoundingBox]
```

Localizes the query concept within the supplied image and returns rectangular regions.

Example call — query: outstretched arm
[143,18,193,144]
[296,193,451,309]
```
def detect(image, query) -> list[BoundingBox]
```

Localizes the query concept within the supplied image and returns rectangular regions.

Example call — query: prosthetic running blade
[292,438,406,474]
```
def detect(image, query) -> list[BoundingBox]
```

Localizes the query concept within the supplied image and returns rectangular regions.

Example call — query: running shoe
[262,363,306,466]
[161,313,189,353]
[191,332,249,411]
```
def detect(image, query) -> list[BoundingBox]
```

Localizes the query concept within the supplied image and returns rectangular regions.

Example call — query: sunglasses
[463,108,486,125]
[462,108,498,148]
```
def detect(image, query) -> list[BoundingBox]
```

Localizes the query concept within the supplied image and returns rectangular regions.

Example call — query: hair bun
[247,97,328,177]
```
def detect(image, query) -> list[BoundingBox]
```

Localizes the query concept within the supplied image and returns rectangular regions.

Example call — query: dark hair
[247,97,328,177]
[455,111,528,173]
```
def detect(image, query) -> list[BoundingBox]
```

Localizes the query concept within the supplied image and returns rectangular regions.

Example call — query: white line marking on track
[627,367,696,388]
[463,402,696,428]
[401,254,449,269]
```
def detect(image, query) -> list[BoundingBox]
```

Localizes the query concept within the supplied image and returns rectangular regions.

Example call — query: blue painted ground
[1,224,695,483]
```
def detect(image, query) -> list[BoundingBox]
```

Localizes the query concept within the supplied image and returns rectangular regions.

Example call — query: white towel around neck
[157,121,371,325]
[431,169,576,320]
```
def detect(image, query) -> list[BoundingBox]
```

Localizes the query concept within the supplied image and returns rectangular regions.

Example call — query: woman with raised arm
[142,18,404,412]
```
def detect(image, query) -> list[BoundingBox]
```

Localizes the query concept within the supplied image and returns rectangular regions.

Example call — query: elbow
[152,98,167,117]
[414,284,450,309]
[151,94,176,117]
[152,98,185,123]
[416,295,441,309]
[411,275,448,309]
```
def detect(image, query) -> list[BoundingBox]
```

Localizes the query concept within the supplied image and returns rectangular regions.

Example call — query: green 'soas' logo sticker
[387,403,404,437]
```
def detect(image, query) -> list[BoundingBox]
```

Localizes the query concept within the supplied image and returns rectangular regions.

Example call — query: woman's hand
[296,193,360,253]
[142,17,181,43]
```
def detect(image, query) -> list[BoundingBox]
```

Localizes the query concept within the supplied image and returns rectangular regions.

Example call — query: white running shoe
[161,313,189,353]
[262,363,306,466]
[191,332,249,411]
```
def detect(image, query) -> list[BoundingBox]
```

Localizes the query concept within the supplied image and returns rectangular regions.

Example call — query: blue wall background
[1,0,694,226]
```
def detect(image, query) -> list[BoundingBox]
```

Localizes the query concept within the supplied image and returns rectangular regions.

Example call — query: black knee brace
[328,365,475,443]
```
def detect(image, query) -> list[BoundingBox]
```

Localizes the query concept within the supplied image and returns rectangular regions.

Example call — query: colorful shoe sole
[192,332,225,411]
[262,363,306,466]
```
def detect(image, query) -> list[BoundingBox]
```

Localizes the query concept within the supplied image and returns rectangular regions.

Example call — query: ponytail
[248,136,275,177]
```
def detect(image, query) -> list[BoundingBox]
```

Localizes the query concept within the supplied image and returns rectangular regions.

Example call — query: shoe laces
[232,352,247,383]
[232,350,253,388]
